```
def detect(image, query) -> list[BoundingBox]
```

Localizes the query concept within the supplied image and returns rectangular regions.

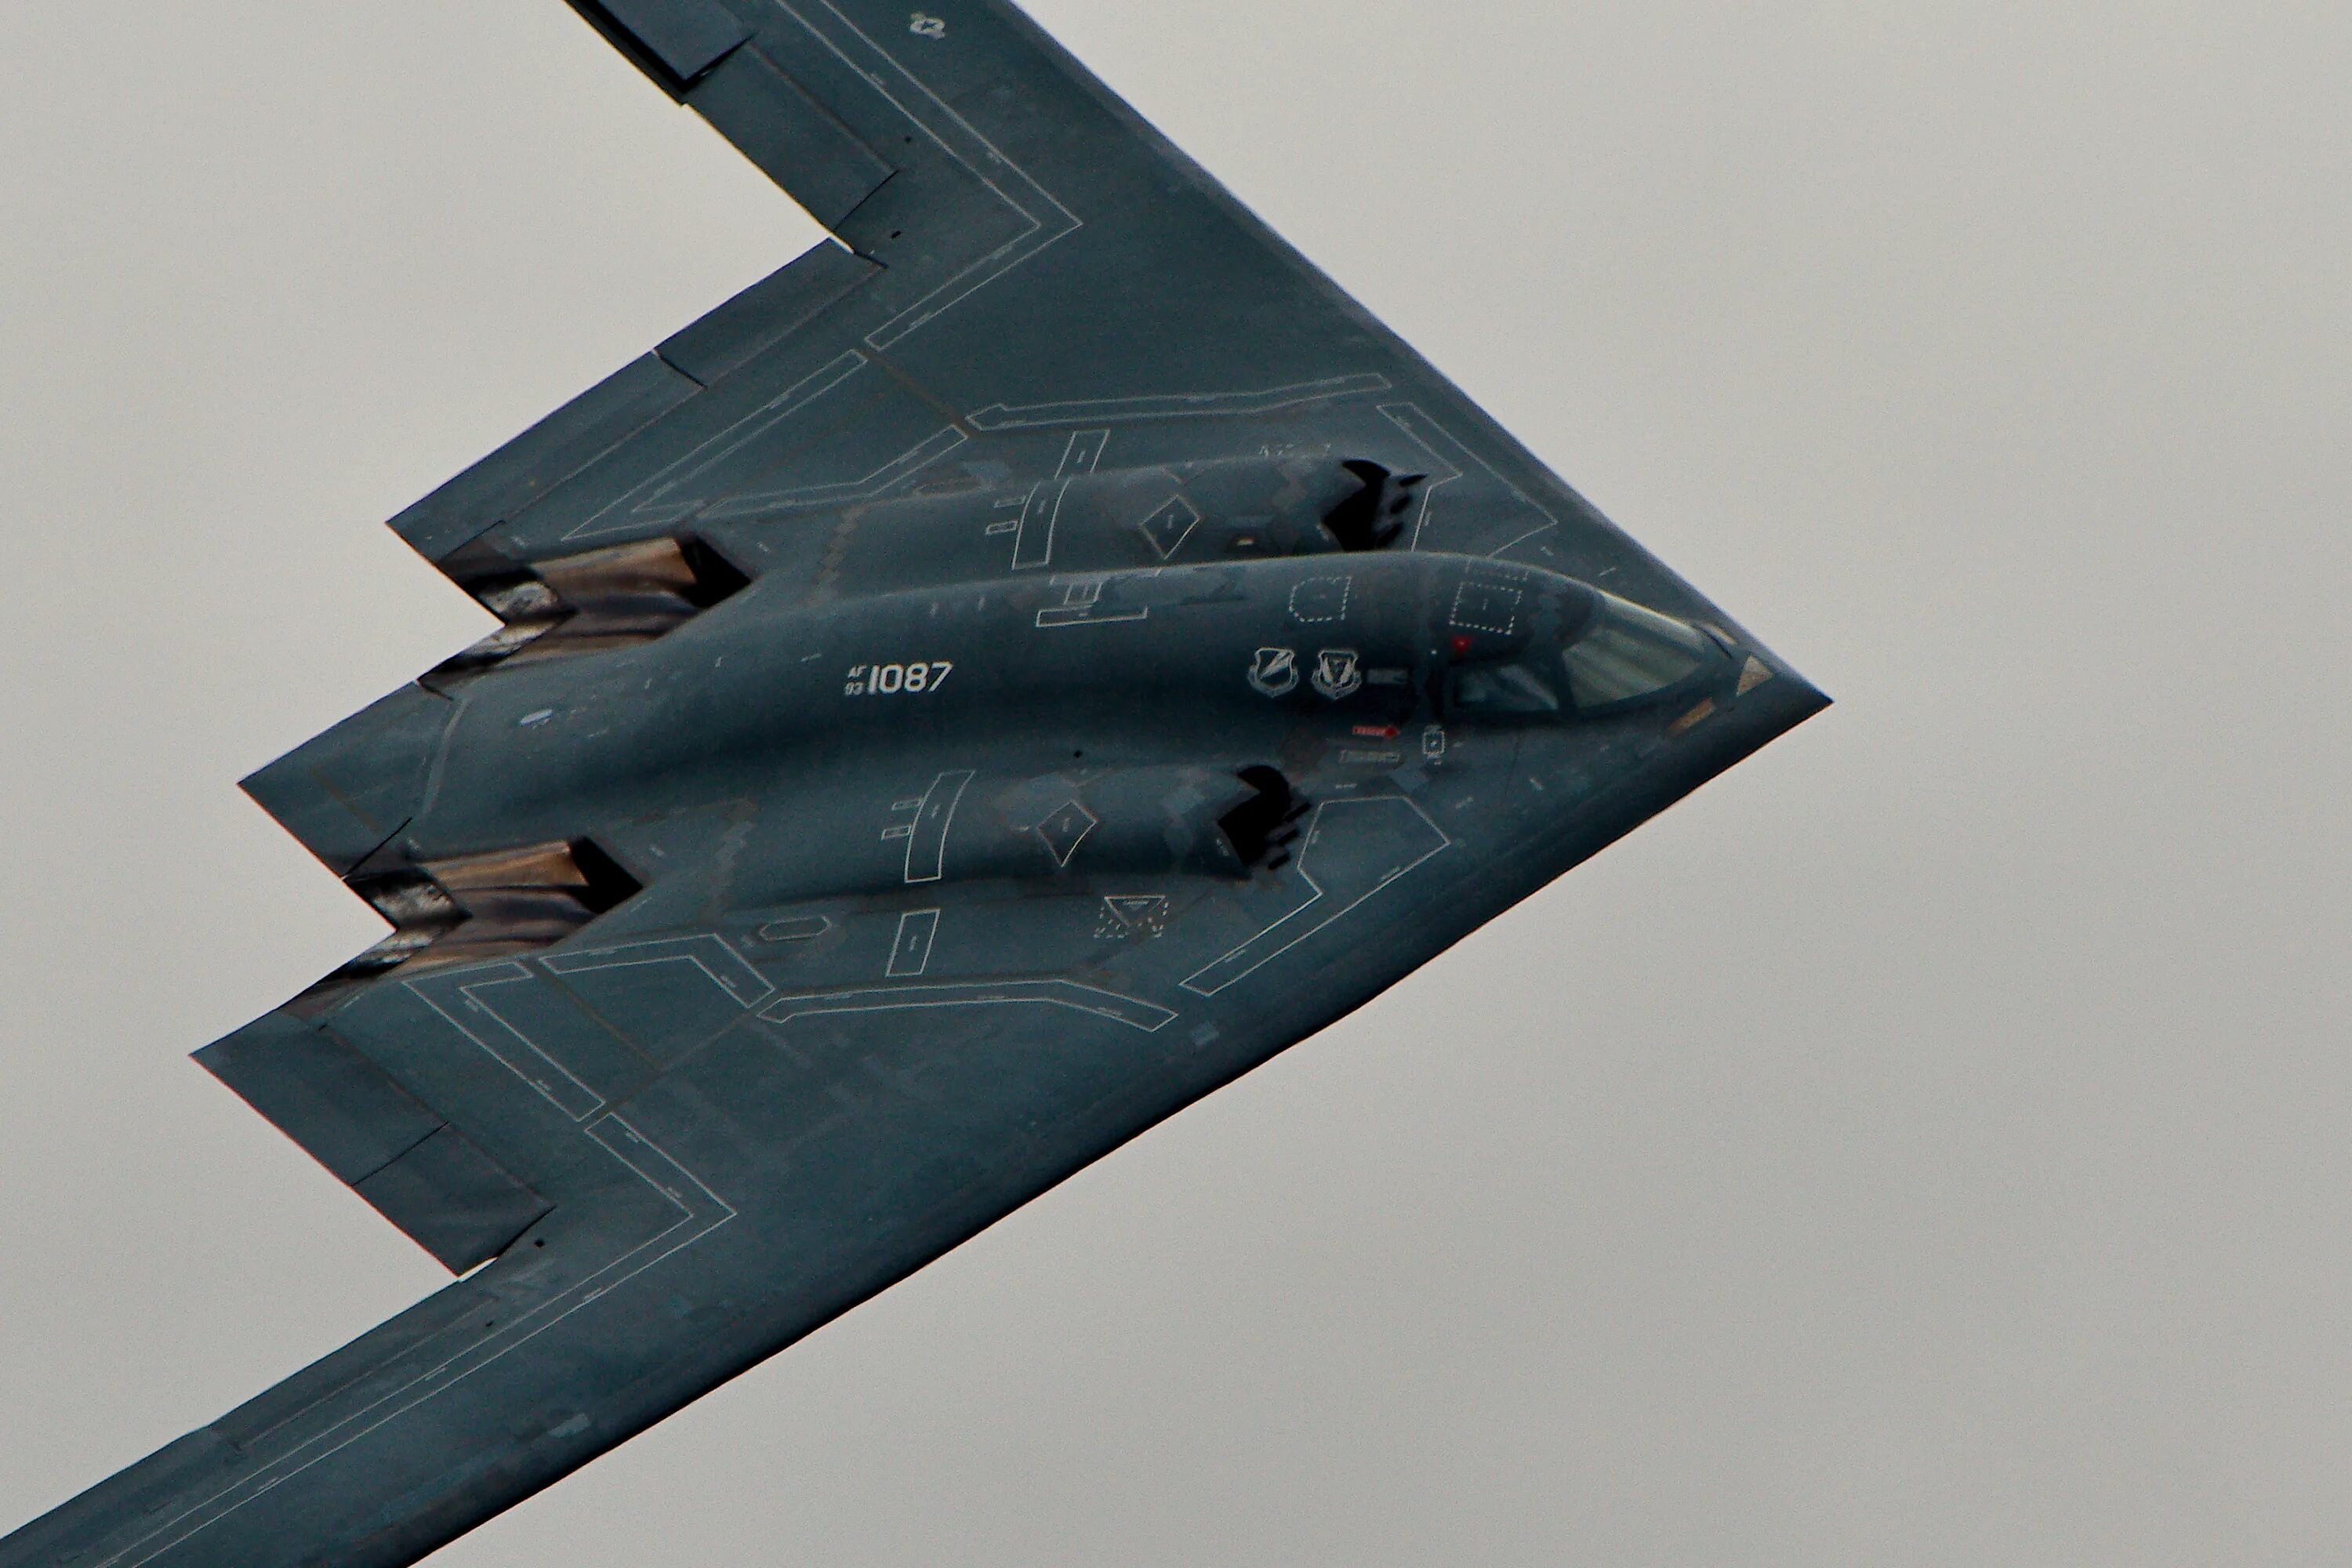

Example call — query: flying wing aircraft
[0,3,1826,1564]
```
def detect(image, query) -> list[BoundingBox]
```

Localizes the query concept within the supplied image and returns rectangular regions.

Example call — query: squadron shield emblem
[1247,646,1298,696]
[1311,648,1363,700]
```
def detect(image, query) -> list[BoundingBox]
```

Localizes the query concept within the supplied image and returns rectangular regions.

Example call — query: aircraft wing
[0,5,1827,1566]
[391,0,1710,626]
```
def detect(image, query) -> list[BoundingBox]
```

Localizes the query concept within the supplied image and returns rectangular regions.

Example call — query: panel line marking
[561,350,867,539]
[760,978,1175,1032]
[406,964,605,1123]
[1180,796,1452,996]
[969,372,1391,430]
[1008,429,1102,572]
[543,933,775,1011]
[899,768,975,883]
[1377,401,1562,554]
[96,1116,732,1568]
[1057,427,1109,475]
[1011,477,1068,569]
[703,423,967,517]
[886,909,940,977]
[1036,574,1149,627]
[777,1,1082,350]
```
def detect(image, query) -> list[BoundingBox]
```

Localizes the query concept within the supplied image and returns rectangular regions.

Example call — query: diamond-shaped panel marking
[1138,494,1201,558]
[1032,799,1098,866]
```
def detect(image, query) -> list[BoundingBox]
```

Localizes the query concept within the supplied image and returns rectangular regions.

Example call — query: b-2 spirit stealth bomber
[1,2,1825,1564]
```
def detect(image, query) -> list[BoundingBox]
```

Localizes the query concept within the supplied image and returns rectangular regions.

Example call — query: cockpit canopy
[1448,586,1719,718]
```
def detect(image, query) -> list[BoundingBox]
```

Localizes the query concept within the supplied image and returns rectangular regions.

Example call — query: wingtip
[238,684,455,877]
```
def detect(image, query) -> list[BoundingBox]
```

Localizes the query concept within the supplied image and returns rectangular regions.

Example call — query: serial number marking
[844,660,953,697]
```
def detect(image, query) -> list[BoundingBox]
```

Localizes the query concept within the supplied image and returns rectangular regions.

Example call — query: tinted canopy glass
[1562,593,1711,709]
[1450,662,1562,714]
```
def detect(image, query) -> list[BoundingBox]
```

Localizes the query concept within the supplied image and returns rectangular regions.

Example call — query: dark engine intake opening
[1322,460,1426,552]
[1219,765,1312,872]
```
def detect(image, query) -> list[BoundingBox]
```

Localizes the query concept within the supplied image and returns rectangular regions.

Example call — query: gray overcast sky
[0,2,2345,1563]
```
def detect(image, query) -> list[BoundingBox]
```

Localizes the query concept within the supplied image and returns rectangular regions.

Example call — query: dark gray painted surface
[0,3,1824,1564]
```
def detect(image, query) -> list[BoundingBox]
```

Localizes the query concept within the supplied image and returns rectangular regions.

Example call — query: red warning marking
[1352,724,1399,739]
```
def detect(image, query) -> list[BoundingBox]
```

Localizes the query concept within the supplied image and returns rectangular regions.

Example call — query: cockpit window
[1440,586,1715,721]
[1450,662,1561,715]
[1561,593,1710,709]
